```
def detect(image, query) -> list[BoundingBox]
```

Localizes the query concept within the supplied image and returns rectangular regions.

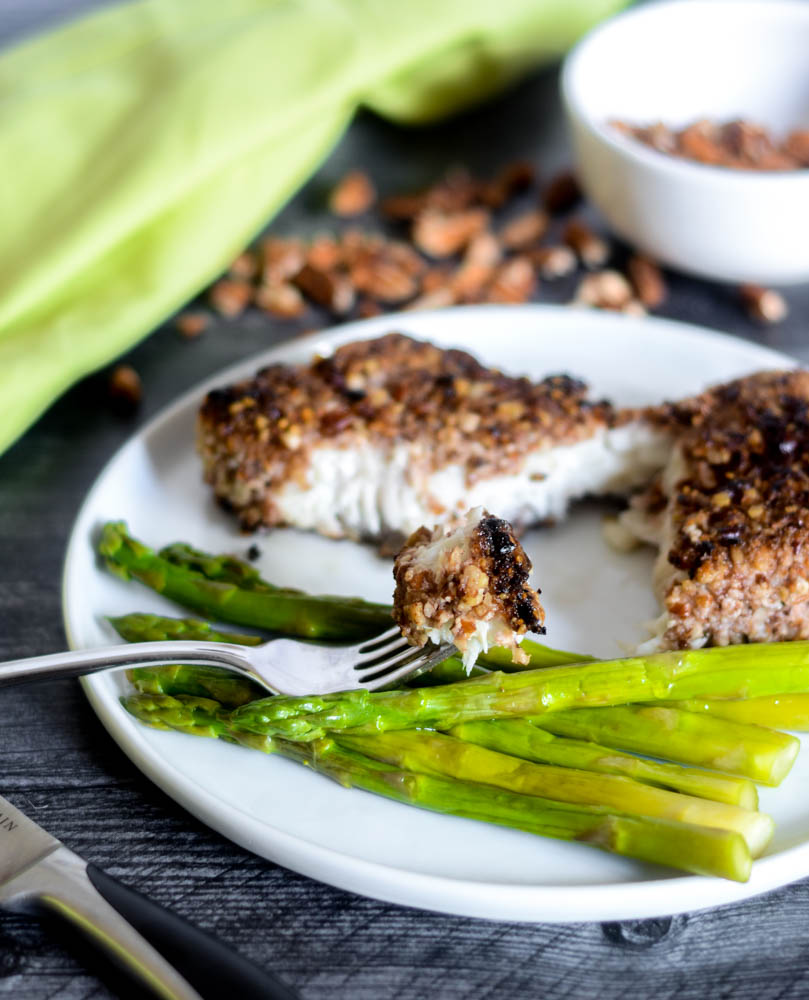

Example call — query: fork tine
[355,640,414,671]
[356,641,455,687]
[358,626,405,654]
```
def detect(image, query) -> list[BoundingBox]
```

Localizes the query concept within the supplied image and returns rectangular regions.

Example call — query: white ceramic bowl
[561,0,809,285]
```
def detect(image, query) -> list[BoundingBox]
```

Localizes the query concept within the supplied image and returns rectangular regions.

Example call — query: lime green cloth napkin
[0,0,625,453]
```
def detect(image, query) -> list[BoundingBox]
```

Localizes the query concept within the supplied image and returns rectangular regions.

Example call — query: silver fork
[0,626,456,696]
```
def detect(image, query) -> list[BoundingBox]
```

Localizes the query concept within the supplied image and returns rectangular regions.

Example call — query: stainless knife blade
[0,791,298,1000]
[0,793,59,895]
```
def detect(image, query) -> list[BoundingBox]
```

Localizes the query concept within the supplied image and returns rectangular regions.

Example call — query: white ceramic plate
[63,305,809,922]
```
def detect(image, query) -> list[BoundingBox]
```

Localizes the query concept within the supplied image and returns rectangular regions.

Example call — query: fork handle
[0,640,248,688]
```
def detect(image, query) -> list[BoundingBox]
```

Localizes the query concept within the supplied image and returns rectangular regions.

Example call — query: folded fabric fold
[0,0,625,453]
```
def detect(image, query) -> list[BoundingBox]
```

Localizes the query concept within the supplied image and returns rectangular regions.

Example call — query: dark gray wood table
[4,3,809,998]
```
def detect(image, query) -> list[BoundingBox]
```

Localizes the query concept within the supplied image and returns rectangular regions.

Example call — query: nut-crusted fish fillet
[392,507,545,670]
[620,369,809,650]
[197,333,670,542]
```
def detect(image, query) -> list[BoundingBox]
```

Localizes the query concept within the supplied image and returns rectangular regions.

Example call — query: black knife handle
[86,863,299,1000]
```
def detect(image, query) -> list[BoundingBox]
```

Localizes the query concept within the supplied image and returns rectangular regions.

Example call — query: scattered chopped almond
[254,282,307,318]
[209,278,252,318]
[260,237,305,284]
[175,311,210,339]
[228,251,259,280]
[477,160,536,207]
[329,170,376,216]
[529,245,577,279]
[108,364,142,413]
[405,287,457,311]
[350,258,419,304]
[306,234,342,272]
[412,208,489,258]
[543,169,582,214]
[485,256,536,303]
[563,219,609,269]
[357,298,384,318]
[574,270,634,311]
[616,117,809,171]
[293,264,355,314]
[499,209,549,250]
[627,254,667,309]
[739,283,788,324]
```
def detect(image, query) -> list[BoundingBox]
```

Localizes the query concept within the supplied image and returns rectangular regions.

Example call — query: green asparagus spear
[158,543,301,594]
[121,692,752,882]
[125,663,261,706]
[108,613,263,645]
[533,705,799,786]
[229,641,809,743]
[110,613,265,705]
[450,719,757,808]
[665,695,809,732]
[99,521,392,640]
[335,729,773,856]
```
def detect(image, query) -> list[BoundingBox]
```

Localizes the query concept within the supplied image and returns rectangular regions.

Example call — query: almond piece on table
[485,256,536,303]
[108,364,142,414]
[228,251,259,280]
[404,287,457,311]
[260,237,305,284]
[175,311,210,339]
[254,282,307,318]
[293,264,355,315]
[412,208,489,258]
[499,209,549,250]
[627,254,667,308]
[450,232,501,301]
[574,270,634,310]
[329,170,377,216]
[542,169,582,214]
[477,160,536,207]
[529,245,577,279]
[563,219,610,269]
[209,278,253,318]
[350,259,419,304]
[739,283,788,324]
[306,234,342,272]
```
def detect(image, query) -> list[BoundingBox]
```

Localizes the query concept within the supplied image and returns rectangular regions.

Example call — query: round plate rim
[62,303,806,922]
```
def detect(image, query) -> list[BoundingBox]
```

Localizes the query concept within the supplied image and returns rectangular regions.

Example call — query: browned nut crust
[638,370,809,649]
[197,332,616,532]
[329,170,376,216]
[392,508,545,667]
[739,284,788,324]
